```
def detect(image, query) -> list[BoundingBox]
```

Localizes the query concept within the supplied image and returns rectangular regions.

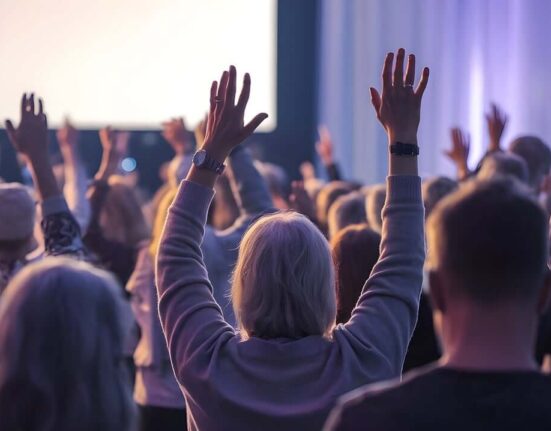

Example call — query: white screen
[0,0,277,130]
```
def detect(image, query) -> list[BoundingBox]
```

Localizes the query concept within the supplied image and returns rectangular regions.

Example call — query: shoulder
[329,364,441,429]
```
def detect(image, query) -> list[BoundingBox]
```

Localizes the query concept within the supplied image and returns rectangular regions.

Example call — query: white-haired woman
[0,258,137,431]
[157,50,429,430]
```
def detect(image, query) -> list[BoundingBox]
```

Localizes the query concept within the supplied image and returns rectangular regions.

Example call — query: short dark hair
[331,224,381,322]
[427,177,548,303]
[509,136,551,190]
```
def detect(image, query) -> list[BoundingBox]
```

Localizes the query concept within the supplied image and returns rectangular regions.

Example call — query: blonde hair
[232,211,336,339]
[0,258,136,431]
[149,186,178,258]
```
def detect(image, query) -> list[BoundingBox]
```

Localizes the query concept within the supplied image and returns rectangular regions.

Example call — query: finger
[217,70,228,100]
[404,54,416,86]
[225,65,237,107]
[393,48,405,86]
[215,71,229,118]
[20,93,27,118]
[29,93,35,115]
[318,125,330,142]
[236,73,251,112]
[369,87,381,115]
[414,67,430,98]
[242,113,268,139]
[209,80,218,113]
[38,98,44,115]
[382,52,394,92]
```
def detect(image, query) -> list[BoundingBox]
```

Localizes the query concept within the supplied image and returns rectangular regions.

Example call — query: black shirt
[325,365,551,431]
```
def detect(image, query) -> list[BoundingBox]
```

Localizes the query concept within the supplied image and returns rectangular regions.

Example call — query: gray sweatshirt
[156,175,425,431]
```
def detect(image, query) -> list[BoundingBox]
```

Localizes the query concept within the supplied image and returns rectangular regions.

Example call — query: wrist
[199,142,230,163]
[388,131,418,145]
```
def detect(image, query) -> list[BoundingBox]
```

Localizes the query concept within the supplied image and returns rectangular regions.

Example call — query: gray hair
[327,192,367,239]
[0,258,136,431]
[365,184,386,234]
[478,152,529,184]
[232,211,336,339]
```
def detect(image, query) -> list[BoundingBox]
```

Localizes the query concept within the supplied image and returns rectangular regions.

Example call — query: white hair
[327,192,367,239]
[365,184,386,234]
[232,211,336,339]
[0,257,136,431]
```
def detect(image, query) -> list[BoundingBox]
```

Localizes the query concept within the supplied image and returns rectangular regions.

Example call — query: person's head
[426,178,551,337]
[509,136,551,191]
[0,258,136,431]
[477,152,529,184]
[232,211,336,339]
[422,176,458,218]
[99,176,150,247]
[0,183,37,262]
[327,192,367,239]
[254,161,291,210]
[316,181,356,232]
[330,224,381,324]
[365,184,386,234]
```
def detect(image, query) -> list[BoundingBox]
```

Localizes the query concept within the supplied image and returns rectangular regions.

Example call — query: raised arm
[57,120,91,233]
[339,49,428,374]
[156,66,268,377]
[5,94,84,256]
[445,128,471,181]
[316,125,342,181]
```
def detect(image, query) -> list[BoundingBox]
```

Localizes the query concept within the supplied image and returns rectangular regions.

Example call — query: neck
[439,301,539,372]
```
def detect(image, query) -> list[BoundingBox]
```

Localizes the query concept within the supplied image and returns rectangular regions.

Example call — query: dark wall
[0,0,319,195]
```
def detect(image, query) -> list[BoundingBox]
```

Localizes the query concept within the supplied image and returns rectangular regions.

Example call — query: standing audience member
[325,178,551,431]
[0,258,136,431]
[327,192,367,239]
[156,49,429,430]
[83,127,150,287]
[330,224,380,324]
[1,94,85,293]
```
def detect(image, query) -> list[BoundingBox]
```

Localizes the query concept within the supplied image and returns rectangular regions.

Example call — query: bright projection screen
[0,0,277,131]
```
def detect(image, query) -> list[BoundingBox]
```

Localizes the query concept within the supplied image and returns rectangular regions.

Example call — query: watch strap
[390,142,419,156]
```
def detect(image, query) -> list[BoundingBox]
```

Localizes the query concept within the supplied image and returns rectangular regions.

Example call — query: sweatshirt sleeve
[156,180,235,381]
[338,175,425,374]
[226,147,273,217]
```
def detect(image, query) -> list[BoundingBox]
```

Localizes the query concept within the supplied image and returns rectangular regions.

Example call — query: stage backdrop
[318,0,551,183]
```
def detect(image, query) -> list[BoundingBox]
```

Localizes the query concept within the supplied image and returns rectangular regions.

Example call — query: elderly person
[157,50,429,430]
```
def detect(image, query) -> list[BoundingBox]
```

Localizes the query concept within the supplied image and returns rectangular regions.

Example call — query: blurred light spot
[122,157,137,172]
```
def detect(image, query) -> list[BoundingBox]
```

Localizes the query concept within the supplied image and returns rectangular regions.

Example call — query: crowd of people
[0,48,550,430]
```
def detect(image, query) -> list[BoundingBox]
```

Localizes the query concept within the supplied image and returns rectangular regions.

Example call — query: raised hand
[57,118,79,151]
[486,103,507,152]
[96,126,129,181]
[162,117,191,155]
[5,94,60,200]
[445,127,471,180]
[5,93,48,158]
[201,65,268,162]
[369,48,429,145]
[300,161,316,181]
[316,125,334,166]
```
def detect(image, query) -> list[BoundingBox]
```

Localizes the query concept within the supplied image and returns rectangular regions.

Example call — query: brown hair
[331,224,381,323]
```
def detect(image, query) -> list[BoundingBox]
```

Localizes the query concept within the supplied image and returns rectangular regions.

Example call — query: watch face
[193,150,207,167]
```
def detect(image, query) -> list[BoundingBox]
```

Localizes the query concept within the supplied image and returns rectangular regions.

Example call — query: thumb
[242,113,268,139]
[5,120,17,144]
[369,87,381,115]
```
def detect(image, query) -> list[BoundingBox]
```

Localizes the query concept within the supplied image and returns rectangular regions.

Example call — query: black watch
[192,150,226,174]
[390,142,419,156]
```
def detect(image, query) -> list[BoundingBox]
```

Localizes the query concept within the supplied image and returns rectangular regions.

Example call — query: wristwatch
[390,142,419,156]
[192,149,226,174]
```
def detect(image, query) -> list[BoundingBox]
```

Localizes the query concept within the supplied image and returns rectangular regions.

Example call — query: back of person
[326,176,551,430]
[326,365,551,431]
